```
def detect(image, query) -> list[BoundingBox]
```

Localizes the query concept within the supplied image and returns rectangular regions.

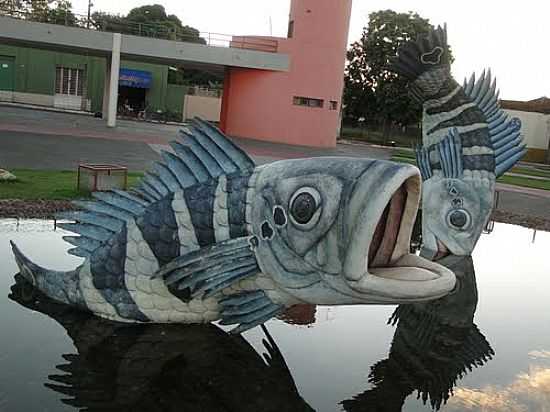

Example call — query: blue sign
[119,68,152,89]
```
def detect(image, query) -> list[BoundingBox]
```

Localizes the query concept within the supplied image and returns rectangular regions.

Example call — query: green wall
[0,45,185,115]
[166,84,188,115]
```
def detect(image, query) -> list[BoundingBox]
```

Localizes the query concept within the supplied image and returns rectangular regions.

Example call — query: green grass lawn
[341,127,420,148]
[509,166,550,179]
[497,175,550,191]
[2,163,550,201]
[393,149,416,159]
[390,156,550,191]
[0,170,143,200]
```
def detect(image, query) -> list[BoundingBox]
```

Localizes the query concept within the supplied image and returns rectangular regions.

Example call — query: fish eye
[289,187,321,226]
[447,209,470,230]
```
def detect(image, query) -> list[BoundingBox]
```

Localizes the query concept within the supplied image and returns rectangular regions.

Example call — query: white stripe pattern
[124,219,219,323]
[463,146,493,156]
[424,85,462,109]
[79,261,128,322]
[213,175,230,242]
[172,191,200,255]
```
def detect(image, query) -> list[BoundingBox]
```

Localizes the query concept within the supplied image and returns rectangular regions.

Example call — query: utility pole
[87,0,93,29]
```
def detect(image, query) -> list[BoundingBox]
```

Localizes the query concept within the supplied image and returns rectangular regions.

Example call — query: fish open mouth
[343,164,455,303]
[368,183,408,268]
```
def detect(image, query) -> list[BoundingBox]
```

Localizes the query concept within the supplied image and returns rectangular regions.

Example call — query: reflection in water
[341,256,494,411]
[447,366,550,412]
[7,254,496,412]
[278,304,317,326]
[8,274,314,412]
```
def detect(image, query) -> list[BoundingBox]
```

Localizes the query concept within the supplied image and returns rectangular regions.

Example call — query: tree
[0,0,23,14]
[46,0,77,26]
[91,11,130,33]
[93,5,204,44]
[23,0,53,22]
[92,5,217,87]
[344,10,452,137]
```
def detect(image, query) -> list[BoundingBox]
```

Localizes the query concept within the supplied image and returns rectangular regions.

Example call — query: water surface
[0,219,549,411]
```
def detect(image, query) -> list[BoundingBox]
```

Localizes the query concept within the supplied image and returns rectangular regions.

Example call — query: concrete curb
[0,101,93,116]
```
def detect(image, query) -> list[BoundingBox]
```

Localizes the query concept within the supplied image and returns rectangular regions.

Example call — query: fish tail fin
[10,240,43,285]
[10,241,81,306]
[390,25,450,81]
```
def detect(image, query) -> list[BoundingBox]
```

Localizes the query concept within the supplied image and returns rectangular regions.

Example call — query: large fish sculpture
[10,119,455,333]
[390,26,526,259]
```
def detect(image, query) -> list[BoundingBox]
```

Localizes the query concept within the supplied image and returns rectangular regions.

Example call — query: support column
[219,67,231,132]
[102,60,110,119]
[107,33,121,128]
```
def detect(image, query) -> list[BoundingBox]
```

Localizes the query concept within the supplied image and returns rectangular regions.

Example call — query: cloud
[445,365,550,411]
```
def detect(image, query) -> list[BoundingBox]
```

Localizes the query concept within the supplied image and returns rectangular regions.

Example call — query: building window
[329,101,338,110]
[293,96,324,108]
[55,66,84,96]
[287,20,294,38]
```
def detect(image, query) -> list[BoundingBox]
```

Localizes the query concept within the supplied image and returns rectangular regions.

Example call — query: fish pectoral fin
[219,290,284,334]
[154,237,260,298]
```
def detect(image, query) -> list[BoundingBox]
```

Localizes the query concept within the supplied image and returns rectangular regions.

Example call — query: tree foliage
[91,5,218,86]
[46,0,76,26]
[92,5,204,44]
[2,1,220,86]
[0,0,76,25]
[344,10,452,130]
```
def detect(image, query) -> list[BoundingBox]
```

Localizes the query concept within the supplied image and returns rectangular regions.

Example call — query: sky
[71,0,550,101]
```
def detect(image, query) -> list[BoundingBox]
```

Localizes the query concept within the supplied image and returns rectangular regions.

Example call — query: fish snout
[342,162,456,303]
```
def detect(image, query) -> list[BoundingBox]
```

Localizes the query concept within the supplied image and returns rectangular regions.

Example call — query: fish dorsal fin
[58,191,147,258]
[463,69,499,120]
[463,71,526,177]
[437,128,463,179]
[59,119,255,258]
[134,117,255,201]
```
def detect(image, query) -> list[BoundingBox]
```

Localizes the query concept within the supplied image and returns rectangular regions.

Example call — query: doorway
[0,56,15,99]
[118,86,147,117]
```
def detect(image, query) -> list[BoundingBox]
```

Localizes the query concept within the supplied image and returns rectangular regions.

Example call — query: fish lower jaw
[346,254,456,303]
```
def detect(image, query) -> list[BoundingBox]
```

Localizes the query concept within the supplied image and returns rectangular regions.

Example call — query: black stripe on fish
[90,225,149,321]
[432,154,495,173]
[135,194,192,302]
[463,154,495,171]
[184,181,217,247]
[136,194,179,267]
[427,107,486,136]
[227,173,252,239]
[426,89,472,116]
[459,127,492,148]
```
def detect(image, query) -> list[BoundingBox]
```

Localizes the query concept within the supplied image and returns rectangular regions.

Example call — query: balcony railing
[0,8,278,53]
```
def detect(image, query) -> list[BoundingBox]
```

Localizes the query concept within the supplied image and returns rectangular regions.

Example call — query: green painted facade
[0,44,187,115]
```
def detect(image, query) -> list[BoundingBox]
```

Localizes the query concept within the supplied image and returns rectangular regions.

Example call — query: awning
[119,68,152,89]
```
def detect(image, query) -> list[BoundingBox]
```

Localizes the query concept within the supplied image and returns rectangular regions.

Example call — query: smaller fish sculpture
[10,119,456,333]
[390,26,526,259]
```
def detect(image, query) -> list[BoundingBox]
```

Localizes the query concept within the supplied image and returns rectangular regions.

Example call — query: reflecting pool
[1,219,549,411]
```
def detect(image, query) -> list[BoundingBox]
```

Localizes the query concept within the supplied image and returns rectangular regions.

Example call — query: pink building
[220,0,353,148]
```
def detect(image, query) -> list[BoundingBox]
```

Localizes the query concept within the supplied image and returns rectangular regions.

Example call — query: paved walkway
[1,105,549,219]
[0,106,391,168]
